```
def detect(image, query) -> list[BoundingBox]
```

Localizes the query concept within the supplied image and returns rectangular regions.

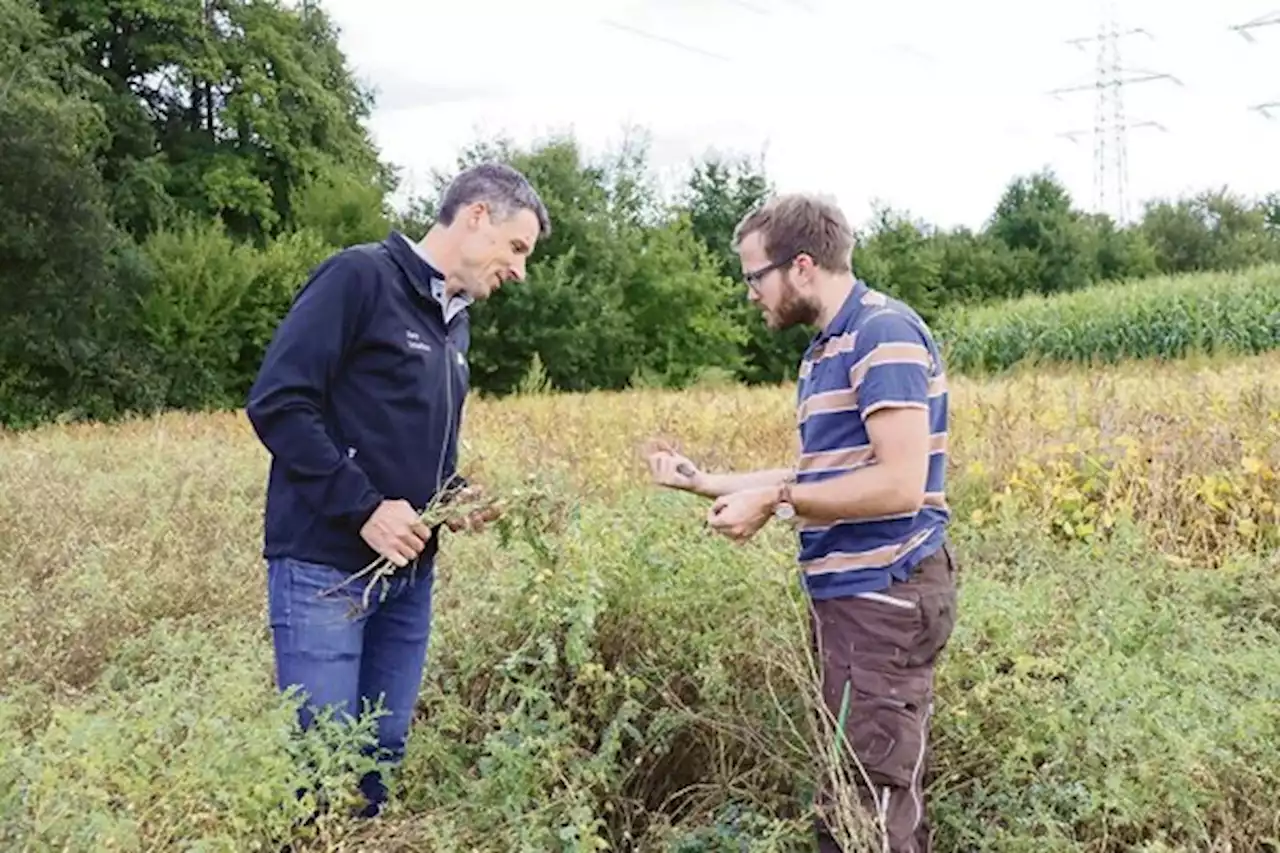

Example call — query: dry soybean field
[2,351,1279,852]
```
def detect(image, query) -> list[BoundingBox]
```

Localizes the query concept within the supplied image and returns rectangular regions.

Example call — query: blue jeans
[266,555,435,815]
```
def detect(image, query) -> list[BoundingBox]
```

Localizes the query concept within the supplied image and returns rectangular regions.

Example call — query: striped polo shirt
[792,279,950,600]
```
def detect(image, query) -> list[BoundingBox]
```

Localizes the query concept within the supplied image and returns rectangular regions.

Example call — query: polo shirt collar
[811,278,869,345]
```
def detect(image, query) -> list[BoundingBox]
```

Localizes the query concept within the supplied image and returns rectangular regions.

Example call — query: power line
[598,18,732,62]
[1065,25,1151,50]
[1229,9,1280,42]
[1232,10,1279,119]
[1048,0,1181,224]
[1056,119,1167,145]
[599,0,823,66]
[1251,101,1280,120]
[718,0,770,14]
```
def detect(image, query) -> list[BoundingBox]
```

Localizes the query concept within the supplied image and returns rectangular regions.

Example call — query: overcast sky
[320,0,1280,231]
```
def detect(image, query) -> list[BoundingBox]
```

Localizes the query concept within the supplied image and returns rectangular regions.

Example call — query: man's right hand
[360,499,432,567]
[642,439,704,493]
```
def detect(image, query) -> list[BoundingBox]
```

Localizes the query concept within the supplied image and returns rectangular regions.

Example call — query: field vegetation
[2,351,1279,852]
[938,263,1280,373]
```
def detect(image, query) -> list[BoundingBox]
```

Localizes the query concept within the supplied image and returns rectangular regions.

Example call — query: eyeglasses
[743,252,804,291]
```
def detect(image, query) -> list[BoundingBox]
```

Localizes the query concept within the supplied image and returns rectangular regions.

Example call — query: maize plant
[938,263,1280,373]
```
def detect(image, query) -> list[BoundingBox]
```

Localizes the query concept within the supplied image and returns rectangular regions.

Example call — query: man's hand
[438,483,503,534]
[445,498,505,534]
[707,486,778,544]
[360,499,432,567]
[642,439,703,492]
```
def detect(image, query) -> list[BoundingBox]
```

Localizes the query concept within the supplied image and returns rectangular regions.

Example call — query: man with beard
[642,193,957,853]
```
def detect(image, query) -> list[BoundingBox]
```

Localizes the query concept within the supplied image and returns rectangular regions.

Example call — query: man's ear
[792,253,816,287]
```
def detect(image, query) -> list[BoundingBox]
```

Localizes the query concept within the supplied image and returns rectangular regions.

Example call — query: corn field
[938,263,1280,373]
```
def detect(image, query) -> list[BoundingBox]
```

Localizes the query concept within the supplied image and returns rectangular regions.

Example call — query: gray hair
[437,162,552,238]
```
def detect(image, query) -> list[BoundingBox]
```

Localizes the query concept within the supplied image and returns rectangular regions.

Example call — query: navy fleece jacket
[245,232,471,573]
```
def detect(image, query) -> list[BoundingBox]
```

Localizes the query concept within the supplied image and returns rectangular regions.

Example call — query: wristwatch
[774,476,797,522]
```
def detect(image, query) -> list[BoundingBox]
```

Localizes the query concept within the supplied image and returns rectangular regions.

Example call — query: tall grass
[938,263,1280,373]
[2,352,1279,850]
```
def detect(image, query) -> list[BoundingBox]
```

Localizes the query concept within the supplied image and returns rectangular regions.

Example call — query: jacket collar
[382,231,473,322]
[383,230,439,300]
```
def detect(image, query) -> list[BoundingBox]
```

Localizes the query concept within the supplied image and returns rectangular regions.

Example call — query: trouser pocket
[840,667,931,790]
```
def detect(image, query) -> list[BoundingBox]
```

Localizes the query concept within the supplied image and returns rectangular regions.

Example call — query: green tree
[988,170,1096,296]
[135,217,333,409]
[1138,198,1217,273]
[932,228,1038,307]
[852,206,943,319]
[37,0,391,241]
[445,135,636,393]
[677,154,810,384]
[1139,189,1278,274]
[422,135,747,394]
[1263,192,1280,236]
[289,158,393,249]
[1080,212,1158,282]
[0,0,161,427]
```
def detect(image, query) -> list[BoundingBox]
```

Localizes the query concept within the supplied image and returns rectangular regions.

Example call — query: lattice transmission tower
[1049,0,1181,224]
[1231,10,1280,118]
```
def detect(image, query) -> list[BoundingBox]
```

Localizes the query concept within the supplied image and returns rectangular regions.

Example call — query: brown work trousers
[811,542,958,853]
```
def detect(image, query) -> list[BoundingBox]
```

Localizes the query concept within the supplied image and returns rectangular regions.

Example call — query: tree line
[3,0,1279,429]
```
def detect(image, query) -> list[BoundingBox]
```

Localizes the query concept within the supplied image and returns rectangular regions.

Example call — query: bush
[135,218,334,410]
[5,355,1280,850]
[0,624,382,851]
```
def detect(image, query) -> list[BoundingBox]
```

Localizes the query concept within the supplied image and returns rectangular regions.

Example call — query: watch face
[775,502,796,520]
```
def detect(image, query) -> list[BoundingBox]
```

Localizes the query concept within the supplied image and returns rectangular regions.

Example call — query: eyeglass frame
[743,251,808,292]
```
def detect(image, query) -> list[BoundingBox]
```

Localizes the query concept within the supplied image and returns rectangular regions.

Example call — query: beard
[765,280,821,330]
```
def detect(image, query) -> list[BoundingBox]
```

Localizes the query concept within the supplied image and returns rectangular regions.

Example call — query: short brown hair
[732,193,855,273]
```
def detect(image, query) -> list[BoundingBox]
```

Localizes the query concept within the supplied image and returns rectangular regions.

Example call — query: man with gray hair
[246,161,551,818]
